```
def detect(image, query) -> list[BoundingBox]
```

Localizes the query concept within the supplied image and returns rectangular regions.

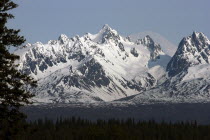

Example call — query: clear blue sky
[8,0,210,45]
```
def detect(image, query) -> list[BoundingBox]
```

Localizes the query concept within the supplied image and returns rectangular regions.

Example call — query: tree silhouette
[0,0,36,130]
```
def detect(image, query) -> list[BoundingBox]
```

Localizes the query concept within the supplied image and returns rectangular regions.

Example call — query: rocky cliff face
[136,35,163,60]
[167,32,210,77]
[118,32,210,104]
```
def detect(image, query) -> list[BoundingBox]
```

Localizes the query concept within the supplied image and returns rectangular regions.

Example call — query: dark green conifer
[0,0,36,136]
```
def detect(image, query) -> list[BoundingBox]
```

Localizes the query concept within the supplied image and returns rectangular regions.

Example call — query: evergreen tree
[0,0,36,130]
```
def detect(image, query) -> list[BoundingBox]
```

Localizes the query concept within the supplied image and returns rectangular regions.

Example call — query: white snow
[16,25,210,104]
[182,64,210,82]
[14,24,172,103]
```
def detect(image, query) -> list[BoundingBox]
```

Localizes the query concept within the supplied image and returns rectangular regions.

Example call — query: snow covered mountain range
[119,32,210,104]
[15,25,210,104]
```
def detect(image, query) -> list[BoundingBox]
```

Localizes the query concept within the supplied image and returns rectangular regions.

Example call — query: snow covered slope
[118,32,210,104]
[129,31,177,56]
[16,25,210,104]
[15,25,171,103]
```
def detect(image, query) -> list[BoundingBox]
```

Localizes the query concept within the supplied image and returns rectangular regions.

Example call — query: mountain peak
[144,35,155,44]
[136,35,162,60]
[93,24,120,43]
[167,32,210,77]
[58,34,69,44]
[102,24,112,30]
[136,35,155,45]
[192,31,199,36]
[58,34,68,39]
[145,35,153,40]
[99,24,117,34]
[191,31,209,44]
[192,31,204,37]
[182,32,209,50]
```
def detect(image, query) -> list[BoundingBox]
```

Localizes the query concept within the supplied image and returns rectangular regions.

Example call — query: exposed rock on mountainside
[16,24,210,104]
[167,32,210,77]
[118,32,210,104]
[15,25,170,103]
[136,35,162,60]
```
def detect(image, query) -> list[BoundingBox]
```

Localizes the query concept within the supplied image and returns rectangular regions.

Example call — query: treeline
[1,117,210,140]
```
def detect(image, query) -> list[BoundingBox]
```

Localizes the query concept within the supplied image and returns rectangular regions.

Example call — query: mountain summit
[136,35,163,60]
[58,34,69,44]
[167,32,210,77]
[91,24,121,43]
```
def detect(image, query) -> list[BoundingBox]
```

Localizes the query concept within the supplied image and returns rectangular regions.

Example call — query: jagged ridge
[118,32,210,104]
[15,24,170,103]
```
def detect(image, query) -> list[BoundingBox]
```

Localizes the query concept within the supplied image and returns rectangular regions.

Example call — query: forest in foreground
[1,117,210,140]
